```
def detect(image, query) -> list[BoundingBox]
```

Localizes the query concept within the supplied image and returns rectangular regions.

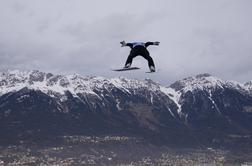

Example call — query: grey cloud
[0,0,252,85]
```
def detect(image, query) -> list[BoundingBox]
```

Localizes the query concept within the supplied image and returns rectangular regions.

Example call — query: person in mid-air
[120,41,160,72]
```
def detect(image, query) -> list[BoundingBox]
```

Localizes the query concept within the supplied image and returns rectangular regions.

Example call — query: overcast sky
[0,0,252,85]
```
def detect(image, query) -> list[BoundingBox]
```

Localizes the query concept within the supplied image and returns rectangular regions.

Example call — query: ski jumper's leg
[142,51,155,72]
[125,51,137,68]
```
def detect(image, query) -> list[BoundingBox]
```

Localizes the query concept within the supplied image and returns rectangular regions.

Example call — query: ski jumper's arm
[145,42,160,47]
[125,43,133,48]
[120,41,133,49]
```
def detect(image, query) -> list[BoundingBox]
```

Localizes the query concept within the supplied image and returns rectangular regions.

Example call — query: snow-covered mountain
[1,70,250,113]
[0,69,252,146]
[0,69,182,116]
[0,69,168,98]
[169,73,248,93]
[245,81,252,93]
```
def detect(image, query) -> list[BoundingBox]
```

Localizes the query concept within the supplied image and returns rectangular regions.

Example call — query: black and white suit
[121,42,158,72]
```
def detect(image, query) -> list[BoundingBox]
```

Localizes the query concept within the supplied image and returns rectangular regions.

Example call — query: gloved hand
[154,41,160,45]
[120,41,127,47]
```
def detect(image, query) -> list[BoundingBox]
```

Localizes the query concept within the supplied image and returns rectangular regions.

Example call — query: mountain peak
[169,73,222,91]
[169,73,246,93]
[245,81,252,92]
[245,81,252,86]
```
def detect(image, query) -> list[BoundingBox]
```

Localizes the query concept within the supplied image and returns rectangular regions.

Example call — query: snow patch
[160,87,182,114]
[171,73,247,93]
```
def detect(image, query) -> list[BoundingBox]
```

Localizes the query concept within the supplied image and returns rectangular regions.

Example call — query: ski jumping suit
[124,42,156,72]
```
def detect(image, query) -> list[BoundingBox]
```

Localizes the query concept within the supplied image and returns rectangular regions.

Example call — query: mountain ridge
[1,70,251,112]
[0,69,252,147]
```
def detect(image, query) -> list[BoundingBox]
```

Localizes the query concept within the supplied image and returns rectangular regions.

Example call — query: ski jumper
[124,42,156,72]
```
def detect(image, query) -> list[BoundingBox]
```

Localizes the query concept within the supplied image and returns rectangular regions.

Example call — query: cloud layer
[0,0,252,84]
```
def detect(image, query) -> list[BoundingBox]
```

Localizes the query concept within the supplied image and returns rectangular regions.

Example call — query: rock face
[0,70,252,147]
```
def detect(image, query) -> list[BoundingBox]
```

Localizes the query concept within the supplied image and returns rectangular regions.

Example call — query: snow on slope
[165,73,252,114]
[0,70,163,97]
[0,70,92,96]
[169,73,247,93]
[245,81,252,92]
[0,70,250,114]
[159,86,182,113]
